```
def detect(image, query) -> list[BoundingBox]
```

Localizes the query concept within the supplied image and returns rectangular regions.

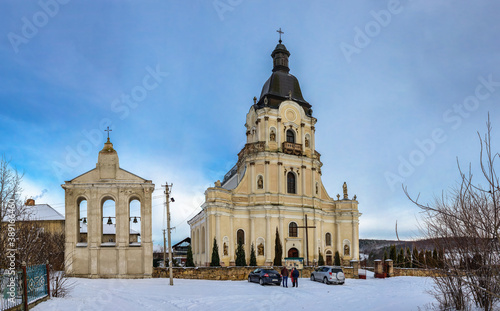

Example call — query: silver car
[310,266,345,285]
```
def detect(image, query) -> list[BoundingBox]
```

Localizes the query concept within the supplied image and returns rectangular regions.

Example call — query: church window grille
[287,172,296,194]
[289,222,298,237]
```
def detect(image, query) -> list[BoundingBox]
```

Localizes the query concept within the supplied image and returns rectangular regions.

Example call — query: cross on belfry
[276,28,284,43]
[105,126,112,140]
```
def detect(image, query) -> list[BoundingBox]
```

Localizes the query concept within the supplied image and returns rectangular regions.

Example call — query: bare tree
[405,116,500,311]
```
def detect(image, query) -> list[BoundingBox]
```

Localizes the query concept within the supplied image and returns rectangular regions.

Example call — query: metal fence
[0,270,23,311]
[26,264,48,304]
[1,263,49,311]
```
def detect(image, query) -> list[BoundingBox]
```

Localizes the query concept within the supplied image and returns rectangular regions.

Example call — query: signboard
[284,257,303,270]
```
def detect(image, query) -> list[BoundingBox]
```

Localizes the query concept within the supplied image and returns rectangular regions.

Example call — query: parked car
[248,268,282,286]
[310,266,345,285]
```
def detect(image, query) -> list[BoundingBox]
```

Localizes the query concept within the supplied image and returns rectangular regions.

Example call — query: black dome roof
[256,42,312,116]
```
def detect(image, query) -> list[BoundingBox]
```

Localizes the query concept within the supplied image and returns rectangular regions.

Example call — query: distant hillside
[359,238,438,262]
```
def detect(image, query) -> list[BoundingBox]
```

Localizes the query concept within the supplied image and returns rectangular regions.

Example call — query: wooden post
[46,260,51,298]
[22,261,28,311]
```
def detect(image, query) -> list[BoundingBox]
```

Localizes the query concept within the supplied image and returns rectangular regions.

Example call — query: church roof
[256,41,312,116]
[1,203,65,222]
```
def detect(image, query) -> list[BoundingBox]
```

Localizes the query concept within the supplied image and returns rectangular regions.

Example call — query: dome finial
[276,28,284,44]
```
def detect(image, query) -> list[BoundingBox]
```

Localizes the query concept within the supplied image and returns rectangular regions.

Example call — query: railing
[0,270,23,311]
[282,142,302,155]
[26,264,49,304]
[0,263,49,311]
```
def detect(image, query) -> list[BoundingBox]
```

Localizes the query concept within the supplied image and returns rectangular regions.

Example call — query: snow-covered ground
[34,274,436,311]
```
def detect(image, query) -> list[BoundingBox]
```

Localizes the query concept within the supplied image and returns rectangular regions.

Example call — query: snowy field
[34,274,436,311]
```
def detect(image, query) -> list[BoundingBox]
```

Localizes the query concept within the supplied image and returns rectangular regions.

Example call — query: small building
[1,199,65,234]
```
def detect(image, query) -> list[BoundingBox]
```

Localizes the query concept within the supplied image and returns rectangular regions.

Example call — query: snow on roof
[80,223,140,235]
[22,204,65,221]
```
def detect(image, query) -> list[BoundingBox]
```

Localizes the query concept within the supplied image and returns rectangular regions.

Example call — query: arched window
[286,129,295,143]
[102,198,116,244]
[129,199,141,244]
[237,229,245,245]
[325,233,332,246]
[289,222,298,237]
[287,172,296,194]
[78,198,87,244]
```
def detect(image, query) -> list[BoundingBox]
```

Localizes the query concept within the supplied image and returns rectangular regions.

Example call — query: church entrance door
[288,247,299,258]
[326,250,333,265]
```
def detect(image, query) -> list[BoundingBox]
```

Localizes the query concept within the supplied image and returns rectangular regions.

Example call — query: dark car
[248,268,282,286]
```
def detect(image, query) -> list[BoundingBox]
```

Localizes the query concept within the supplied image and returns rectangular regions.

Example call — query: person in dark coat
[291,268,300,287]
[281,266,289,287]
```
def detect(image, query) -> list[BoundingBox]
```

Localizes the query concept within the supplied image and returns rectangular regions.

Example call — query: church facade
[188,39,361,267]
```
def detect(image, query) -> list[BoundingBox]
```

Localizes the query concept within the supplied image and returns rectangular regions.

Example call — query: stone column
[385,259,394,277]
[265,209,271,264]
[277,118,282,151]
[215,213,221,256]
[352,220,358,260]
[301,123,305,153]
[350,260,359,279]
[312,168,316,198]
[336,221,341,255]
[250,162,255,194]
[277,162,283,196]
[279,215,284,264]
[374,260,384,278]
[301,165,306,196]
[311,126,316,155]
[229,215,235,265]
[265,161,270,193]
[264,116,269,149]
[250,216,255,253]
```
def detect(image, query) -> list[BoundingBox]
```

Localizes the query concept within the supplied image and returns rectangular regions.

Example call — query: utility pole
[162,182,174,286]
[163,229,167,269]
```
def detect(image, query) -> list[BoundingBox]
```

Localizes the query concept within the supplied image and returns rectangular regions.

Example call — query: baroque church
[188,38,361,267]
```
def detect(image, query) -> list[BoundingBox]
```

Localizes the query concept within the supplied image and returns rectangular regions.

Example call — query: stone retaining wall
[153,266,355,280]
[153,266,441,280]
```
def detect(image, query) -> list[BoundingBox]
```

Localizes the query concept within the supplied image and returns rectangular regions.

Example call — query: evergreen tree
[185,245,195,267]
[437,249,444,269]
[389,244,397,262]
[412,246,419,268]
[383,250,388,262]
[418,250,425,267]
[235,237,246,266]
[273,228,283,266]
[406,247,412,268]
[432,248,438,268]
[249,243,257,266]
[334,251,341,266]
[210,237,221,267]
[318,250,325,266]
[397,248,404,267]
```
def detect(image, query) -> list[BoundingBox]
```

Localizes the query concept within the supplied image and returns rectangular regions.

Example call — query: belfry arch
[62,137,154,278]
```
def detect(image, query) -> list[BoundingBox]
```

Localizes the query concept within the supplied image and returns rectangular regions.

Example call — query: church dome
[256,41,312,116]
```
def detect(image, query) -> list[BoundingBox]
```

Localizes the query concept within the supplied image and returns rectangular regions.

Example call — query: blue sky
[1,0,499,246]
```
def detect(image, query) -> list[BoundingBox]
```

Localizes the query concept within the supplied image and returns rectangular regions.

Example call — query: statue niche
[257,243,264,256]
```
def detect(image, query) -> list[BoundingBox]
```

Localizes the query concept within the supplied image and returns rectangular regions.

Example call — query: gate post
[46,260,51,297]
[22,261,28,311]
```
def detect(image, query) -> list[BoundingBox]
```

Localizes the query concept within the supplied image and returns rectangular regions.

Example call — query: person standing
[281,266,289,288]
[291,267,300,287]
